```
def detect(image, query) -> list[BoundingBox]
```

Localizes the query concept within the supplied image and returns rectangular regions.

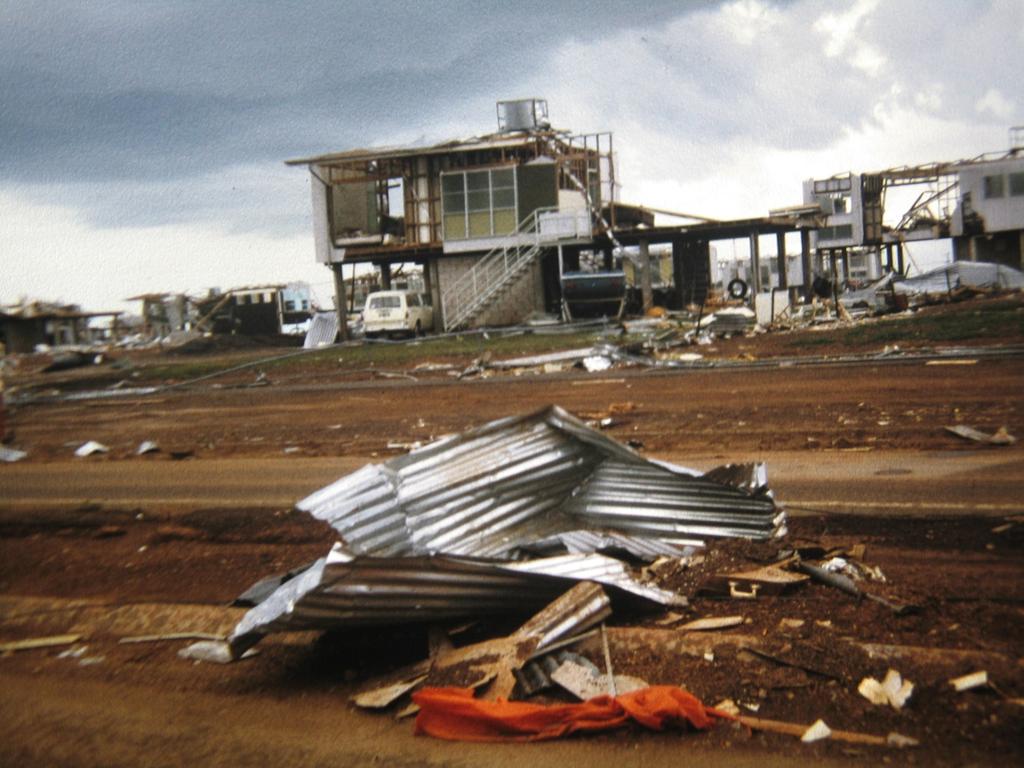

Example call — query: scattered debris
[74,440,109,457]
[179,640,257,664]
[800,718,832,743]
[945,425,1017,446]
[411,685,729,742]
[950,671,989,692]
[677,616,744,632]
[0,634,83,653]
[119,632,224,645]
[135,440,160,455]
[0,446,28,463]
[858,669,914,710]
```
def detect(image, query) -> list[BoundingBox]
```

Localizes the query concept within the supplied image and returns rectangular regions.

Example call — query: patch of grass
[782,335,834,349]
[130,328,615,382]
[785,299,1024,350]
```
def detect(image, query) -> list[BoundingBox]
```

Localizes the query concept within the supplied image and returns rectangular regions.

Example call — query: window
[1009,171,1024,197]
[369,295,401,309]
[983,174,1005,199]
[406,294,421,307]
[284,300,296,311]
[441,167,518,240]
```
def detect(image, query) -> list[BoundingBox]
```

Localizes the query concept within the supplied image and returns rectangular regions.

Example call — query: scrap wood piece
[119,632,223,644]
[856,642,1009,667]
[949,670,989,692]
[741,645,841,681]
[412,685,732,742]
[549,658,648,701]
[354,670,430,709]
[678,615,745,632]
[738,715,917,748]
[0,634,83,653]
[709,565,809,596]
[355,583,611,709]
[945,425,1017,445]
[580,626,762,660]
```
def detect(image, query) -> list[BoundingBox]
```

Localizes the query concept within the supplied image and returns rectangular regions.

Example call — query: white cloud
[0,189,335,315]
[975,87,1015,121]
[814,0,881,57]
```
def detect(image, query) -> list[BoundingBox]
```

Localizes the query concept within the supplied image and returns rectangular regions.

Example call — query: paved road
[3,449,1022,515]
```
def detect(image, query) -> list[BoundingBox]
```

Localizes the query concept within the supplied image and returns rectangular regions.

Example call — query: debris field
[1,299,1023,767]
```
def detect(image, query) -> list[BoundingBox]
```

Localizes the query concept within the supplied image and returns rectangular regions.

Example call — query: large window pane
[1009,172,1024,197]
[467,189,490,212]
[492,187,515,208]
[984,175,1005,199]
[466,171,490,191]
[444,214,466,239]
[468,211,491,237]
[493,209,516,234]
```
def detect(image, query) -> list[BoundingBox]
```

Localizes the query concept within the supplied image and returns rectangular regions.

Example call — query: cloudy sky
[2,0,1020,314]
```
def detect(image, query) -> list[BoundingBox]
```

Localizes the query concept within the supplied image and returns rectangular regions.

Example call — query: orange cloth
[412,685,731,742]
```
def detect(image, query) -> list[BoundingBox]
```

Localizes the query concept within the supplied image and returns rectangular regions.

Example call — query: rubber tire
[727,278,748,300]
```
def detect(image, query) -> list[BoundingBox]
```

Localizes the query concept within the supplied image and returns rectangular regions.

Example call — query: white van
[363,291,434,338]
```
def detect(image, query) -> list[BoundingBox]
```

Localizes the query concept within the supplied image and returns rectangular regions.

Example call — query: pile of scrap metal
[841,261,1024,314]
[215,407,783,684]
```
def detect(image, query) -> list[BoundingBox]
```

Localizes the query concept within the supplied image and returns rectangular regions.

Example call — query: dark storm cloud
[0,1,712,183]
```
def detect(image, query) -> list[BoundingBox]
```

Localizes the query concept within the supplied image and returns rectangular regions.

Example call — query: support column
[331,262,350,342]
[671,238,685,308]
[639,239,653,313]
[380,263,392,289]
[1020,231,1024,270]
[800,229,813,301]
[603,247,614,271]
[841,248,851,284]
[749,232,761,296]
[775,232,788,289]
[896,244,905,275]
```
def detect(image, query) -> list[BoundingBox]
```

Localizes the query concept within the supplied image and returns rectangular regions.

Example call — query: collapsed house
[0,301,122,353]
[225,406,783,655]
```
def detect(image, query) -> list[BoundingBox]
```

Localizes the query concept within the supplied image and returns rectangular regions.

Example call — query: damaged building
[289,99,828,332]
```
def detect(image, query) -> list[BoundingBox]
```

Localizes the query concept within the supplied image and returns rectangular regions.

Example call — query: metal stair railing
[441,207,555,331]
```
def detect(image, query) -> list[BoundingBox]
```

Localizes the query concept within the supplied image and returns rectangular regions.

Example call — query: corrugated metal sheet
[303,312,339,349]
[297,406,784,558]
[228,545,682,650]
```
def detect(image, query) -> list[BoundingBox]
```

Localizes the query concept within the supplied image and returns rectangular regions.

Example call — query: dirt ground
[2,301,1024,767]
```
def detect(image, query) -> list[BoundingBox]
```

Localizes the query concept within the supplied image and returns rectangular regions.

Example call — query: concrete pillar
[896,244,905,275]
[380,263,392,289]
[1020,231,1024,270]
[671,238,685,307]
[331,263,350,342]
[800,229,813,301]
[639,239,653,313]
[428,260,442,321]
[603,247,614,271]
[421,260,432,296]
[841,248,851,284]
[749,232,761,296]
[775,232,788,289]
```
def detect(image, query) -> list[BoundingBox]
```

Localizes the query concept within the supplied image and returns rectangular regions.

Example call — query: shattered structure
[227,406,783,653]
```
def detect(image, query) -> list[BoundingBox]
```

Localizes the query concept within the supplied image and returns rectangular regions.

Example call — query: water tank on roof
[497,99,550,132]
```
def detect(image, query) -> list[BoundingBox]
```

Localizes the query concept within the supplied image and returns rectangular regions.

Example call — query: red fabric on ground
[412,685,730,742]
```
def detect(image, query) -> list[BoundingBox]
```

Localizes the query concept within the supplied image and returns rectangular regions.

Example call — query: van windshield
[369,296,402,309]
